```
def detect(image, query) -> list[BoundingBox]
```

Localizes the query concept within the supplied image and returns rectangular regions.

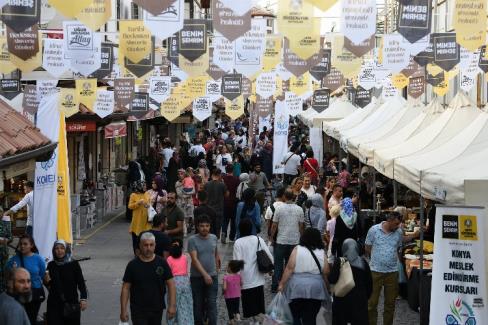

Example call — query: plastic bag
[263,292,293,325]
[118,322,129,325]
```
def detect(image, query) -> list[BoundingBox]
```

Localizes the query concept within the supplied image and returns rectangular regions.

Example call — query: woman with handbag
[147,175,167,214]
[128,181,152,255]
[45,240,88,325]
[6,234,46,324]
[234,188,261,239]
[278,228,331,325]
[328,239,372,325]
[233,219,273,324]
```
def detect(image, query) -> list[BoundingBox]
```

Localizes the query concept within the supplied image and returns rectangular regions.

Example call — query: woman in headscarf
[146,175,167,214]
[128,181,151,254]
[328,239,372,325]
[331,197,359,257]
[45,240,88,325]
[234,188,261,239]
[167,151,183,193]
[236,173,250,201]
[175,168,195,235]
[197,159,210,185]
[305,193,326,235]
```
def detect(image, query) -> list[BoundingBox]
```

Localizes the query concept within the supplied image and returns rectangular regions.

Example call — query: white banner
[382,33,411,73]
[94,90,114,118]
[234,19,266,77]
[34,93,60,261]
[285,91,302,117]
[341,0,376,44]
[192,96,212,121]
[430,205,488,325]
[272,100,289,174]
[149,76,171,103]
[256,72,276,98]
[63,21,95,59]
[309,127,323,168]
[206,80,222,102]
[70,33,102,76]
[213,36,235,72]
[144,0,184,40]
[42,39,70,78]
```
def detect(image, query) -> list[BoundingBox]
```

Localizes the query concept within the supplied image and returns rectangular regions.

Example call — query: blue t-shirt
[365,222,403,273]
[6,254,46,289]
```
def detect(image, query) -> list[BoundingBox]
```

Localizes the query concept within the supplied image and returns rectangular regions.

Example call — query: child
[223,260,245,324]
[166,239,194,325]
[182,168,196,194]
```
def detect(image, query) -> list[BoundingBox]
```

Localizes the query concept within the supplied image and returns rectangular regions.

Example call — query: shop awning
[104,121,127,138]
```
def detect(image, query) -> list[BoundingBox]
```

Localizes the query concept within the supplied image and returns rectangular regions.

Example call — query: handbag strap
[283,153,295,165]
[305,159,318,175]
[306,247,322,274]
[307,209,313,228]
[256,235,262,251]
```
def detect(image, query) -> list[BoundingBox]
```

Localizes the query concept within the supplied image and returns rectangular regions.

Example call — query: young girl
[166,240,194,325]
[223,260,245,324]
[182,167,196,194]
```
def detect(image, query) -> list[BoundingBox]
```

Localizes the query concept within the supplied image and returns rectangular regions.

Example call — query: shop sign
[66,121,96,132]
[105,122,127,138]
[0,0,40,33]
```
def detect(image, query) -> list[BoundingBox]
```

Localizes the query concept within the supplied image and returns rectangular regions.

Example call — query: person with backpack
[264,187,286,243]
[234,189,261,239]
[304,193,326,233]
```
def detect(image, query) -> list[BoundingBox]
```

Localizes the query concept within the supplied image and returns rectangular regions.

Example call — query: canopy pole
[372,169,377,223]
[418,171,425,324]
[393,180,398,206]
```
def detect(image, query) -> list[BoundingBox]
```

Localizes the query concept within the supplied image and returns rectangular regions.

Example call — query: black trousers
[131,310,163,325]
[225,297,240,319]
[289,298,322,325]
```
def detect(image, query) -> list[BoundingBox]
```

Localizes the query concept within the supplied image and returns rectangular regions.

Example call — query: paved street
[69,215,420,325]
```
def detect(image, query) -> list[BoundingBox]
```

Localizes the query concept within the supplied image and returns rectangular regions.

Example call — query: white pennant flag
[382,34,411,73]
[206,80,222,102]
[219,0,253,16]
[192,97,212,121]
[341,0,376,44]
[213,36,235,72]
[63,21,95,59]
[36,80,58,102]
[149,76,171,103]
[144,0,184,41]
[285,91,303,117]
[256,72,276,98]
[42,39,70,78]
[359,60,377,90]
[234,19,267,77]
[94,90,114,118]
[70,33,102,76]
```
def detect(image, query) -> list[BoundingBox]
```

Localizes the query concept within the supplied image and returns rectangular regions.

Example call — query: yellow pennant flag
[119,20,152,63]
[225,96,245,120]
[0,37,16,74]
[453,0,486,52]
[75,79,97,111]
[290,73,311,96]
[306,0,338,12]
[433,77,449,96]
[48,0,94,18]
[76,0,112,31]
[391,73,409,89]
[184,76,209,101]
[278,0,316,42]
[331,35,362,78]
[179,48,210,77]
[263,35,282,72]
[59,88,80,118]
[57,111,73,243]
[161,96,182,122]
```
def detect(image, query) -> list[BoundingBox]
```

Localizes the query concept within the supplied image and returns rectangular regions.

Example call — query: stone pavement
[66,215,419,325]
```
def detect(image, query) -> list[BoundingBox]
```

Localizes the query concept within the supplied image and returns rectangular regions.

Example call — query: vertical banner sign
[22,84,39,115]
[42,39,70,78]
[221,74,242,100]
[323,67,345,92]
[134,0,177,16]
[75,0,111,32]
[358,61,377,90]
[75,79,97,111]
[34,93,61,261]
[144,0,184,41]
[397,0,432,44]
[149,76,171,103]
[344,35,375,57]
[119,20,152,63]
[1,0,40,33]
[213,0,251,42]
[256,72,276,99]
[312,88,331,113]
[179,19,207,62]
[263,35,282,72]
[355,86,372,108]
[124,37,155,78]
[290,73,311,97]
[56,112,72,244]
[161,94,181,121]
[331,35,362,78]
[433,33,460,71]
[233,19,267,77]
[408,76,425,98]
[309,49,331,81]
[225,96,244,120]
[192,97,212,121]
[285,91,303,117]
[70,33,102,76]
[283,38,322,77]
[460,70,476,92]
[272,99,289,174]
[453,0,486,52]
[63,21,95,59]
[90,43,113,79]
[0,79,21,100]
[131,92,149,118]
[430,206,488,325]
[341,0,376,44]
[213,36,235,72]
[7,26,39,60]
[114,78,135,112]
[93,90,114,118]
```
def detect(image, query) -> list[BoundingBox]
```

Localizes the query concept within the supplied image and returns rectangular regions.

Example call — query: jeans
[289,298,322,325]
[368,271,399,325]
[272,243,296,290]
[191,276,218,325]
[222,205,236,240]
[131,310,163,325]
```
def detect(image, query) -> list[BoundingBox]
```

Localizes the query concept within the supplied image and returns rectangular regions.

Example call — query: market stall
[310,96,356,127]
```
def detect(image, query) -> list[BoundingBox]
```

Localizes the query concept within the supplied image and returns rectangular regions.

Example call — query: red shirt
[303,158,319,180]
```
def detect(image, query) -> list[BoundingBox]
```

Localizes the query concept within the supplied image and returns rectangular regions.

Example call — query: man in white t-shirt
[188,139,206,158]
[216,146,232,174]
[3,181,34,237]
[328,184,343,209]
[161,140,174,170]
[282,145,301,186]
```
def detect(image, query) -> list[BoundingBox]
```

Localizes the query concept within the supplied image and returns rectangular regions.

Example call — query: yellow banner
[10,35,42,73]
[306,0,338,12]
[48,0,94,18]
[331,35,362,78]
[391,73,408,89]
[184,76,209,102]
[290,73,311,96]
[75,79,97,111]
[433,77,449,96]
[161,96,181,122]
[225,96,245,120]
[0,37,16,74]
[453,0,486,52]
[263,35,282,72]
[179,49,209,77]
[59,88,79,117]
[57,112,72,243]
[76,0,112,31]
[278,0,316,41]
[119,20,152,63]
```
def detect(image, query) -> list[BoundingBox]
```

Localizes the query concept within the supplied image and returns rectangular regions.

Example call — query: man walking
[149,214,171,258]
[3,181,34,237]
[0,268,31,325]
[163,192,185,241]
[248,163,270,214]
[222,164,240,243]
[194,191,218,234]
[282,145,302,186]
[270,189,304,292]
[188,215,221,325]
[204,169,228,239]
[120,232,176,325]
[365,212,418,325]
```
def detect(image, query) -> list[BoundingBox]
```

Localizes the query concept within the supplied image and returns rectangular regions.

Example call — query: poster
[221,74,242,100]
[309,49,331,81]
[285,91,303,117]
[354,86,372,108]
[433,33,460,72]
[114,78,134,112]
[397,0,432,44]
[1,0,40,33]
[272,99,289,174]
[453,0,486,52]
[213,0,251,42]
[149,76,171,103]
[143,0,184,41]
[225,95,244,120]
[430,206,488,325]
[7,25,39,60]
[76,0,111,32]
[256,72,276,99]
[93,90,114,119]
[312,88,331,113]
[341,0,376,44]
[42,39,70,78]
[408,76,425,98]
[119,20,152,63]
[192,96,212,121]
[179,19,207,62]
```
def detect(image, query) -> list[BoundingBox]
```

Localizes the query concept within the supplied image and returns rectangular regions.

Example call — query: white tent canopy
[347,99,422,159]
[298,97,337,127]
[358,98,444,165]
[310,97,357,127]
[374,93,481,179]
[339,95,407,152]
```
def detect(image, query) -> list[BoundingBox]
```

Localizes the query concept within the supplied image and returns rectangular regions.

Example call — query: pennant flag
[206,80,222,102]
[144,0,184,41]
[48,0,92,18]
[56,110,72,244]
[119,20,152,63]
[59,88,80,118]
[149,76,171,103]
[221,73,242,100]
[161,94,181,122]
[75,79,97,111]
[90,43,114,79]
[397,0,432,44]
[131,92,150,116]
[233,19,267,77]
[312,88,331,113]
[0,79,21,100]
[134,0,177,16]
[306,0,338,12]
[42,39,70,78]
[225,96,245,120]
[124,37,155,78]
[1,0,40,32]
[262,35,282,72]
[323,67,345,92]
[453,0,486,52]
[331,35,362,78]
[0,37,16,74]
[7,25,39,60]
[354,86,372,108]
[76,0,112,32]
[309,49,331,81]
[192,97,212,121]
[285,91,303,117]
[114,78,135,112]
[432,33,460,71]
[341,0,376,44]
[382,33,411,73]
[408,76,425,98]
[256,72,276,99]
[179,19,208,62]
[213,0,251,42]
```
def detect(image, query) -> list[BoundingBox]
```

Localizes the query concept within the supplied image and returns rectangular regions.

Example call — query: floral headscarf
[340,197,357,230]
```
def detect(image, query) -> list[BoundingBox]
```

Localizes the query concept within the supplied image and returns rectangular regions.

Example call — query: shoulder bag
[51,265,81,319]
[147,205,157,223]
[256,236,274,273]
[331,258,356,297]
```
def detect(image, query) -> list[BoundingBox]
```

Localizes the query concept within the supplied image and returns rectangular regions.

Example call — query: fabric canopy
[310,97,356,127]
[105,121,127,138]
